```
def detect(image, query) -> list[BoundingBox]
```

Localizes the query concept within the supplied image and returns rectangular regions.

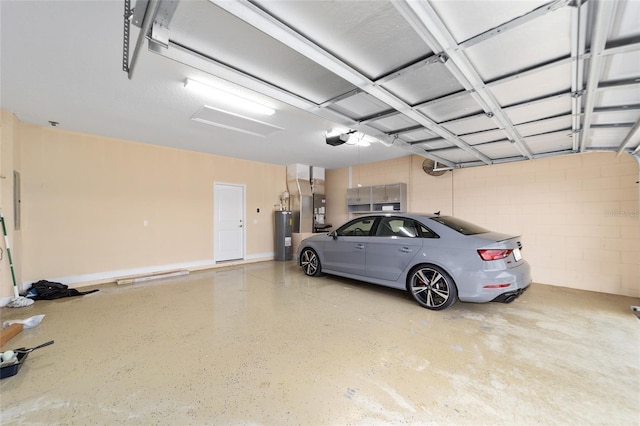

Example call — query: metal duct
[287,164,312,233]
[311,166,325,195]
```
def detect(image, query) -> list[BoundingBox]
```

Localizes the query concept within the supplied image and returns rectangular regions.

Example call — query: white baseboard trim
[246,252,274,261]
[19,259,216,291]
[14,255,278,292]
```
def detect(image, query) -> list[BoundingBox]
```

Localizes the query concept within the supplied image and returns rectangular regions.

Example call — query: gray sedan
[298,213,531,310]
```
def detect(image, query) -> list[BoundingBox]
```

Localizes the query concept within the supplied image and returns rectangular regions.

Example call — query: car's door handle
[400,247,412,253]
[355,244,365,249]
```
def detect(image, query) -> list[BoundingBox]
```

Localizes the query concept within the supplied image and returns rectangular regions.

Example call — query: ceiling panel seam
[460,0,573,49]
[504,91,572,110]
[597,78,640,90]
[374,53,446,85]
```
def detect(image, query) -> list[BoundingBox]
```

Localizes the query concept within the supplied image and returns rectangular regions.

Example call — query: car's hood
[301,233,332,244]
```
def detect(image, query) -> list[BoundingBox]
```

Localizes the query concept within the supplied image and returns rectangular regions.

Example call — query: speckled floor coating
[1,261,639,425]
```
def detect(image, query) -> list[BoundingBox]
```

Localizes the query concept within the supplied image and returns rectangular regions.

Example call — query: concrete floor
[1,261,639,425]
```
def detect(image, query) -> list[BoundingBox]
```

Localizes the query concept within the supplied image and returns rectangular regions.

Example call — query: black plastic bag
[26,280,99,300]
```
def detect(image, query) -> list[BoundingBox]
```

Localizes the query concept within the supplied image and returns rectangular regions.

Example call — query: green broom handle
[0,213,19,297]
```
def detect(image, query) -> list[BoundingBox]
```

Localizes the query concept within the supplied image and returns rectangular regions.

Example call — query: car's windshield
[430,216,489,235]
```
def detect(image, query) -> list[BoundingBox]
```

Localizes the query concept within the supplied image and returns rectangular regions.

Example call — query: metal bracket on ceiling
[122,0,132,73]
[125,0,178,79]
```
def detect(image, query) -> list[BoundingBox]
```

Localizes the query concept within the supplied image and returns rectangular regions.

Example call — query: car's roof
[355,213,441,220]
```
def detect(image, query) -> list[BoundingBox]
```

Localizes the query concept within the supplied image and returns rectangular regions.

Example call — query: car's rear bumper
[458,261,532,303]
[490,285,529,303]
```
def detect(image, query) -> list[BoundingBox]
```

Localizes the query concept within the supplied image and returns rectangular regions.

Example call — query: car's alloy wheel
[407,265,457,310]
[300,248,321,276]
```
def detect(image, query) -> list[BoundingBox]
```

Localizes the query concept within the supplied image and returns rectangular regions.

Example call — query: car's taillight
[478,249,513,261]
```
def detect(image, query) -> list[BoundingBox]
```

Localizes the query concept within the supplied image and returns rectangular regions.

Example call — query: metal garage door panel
[368,114,419,133]
[505,96,572,125]
[430,0,548,44]
[525,131,572,155]
[609,0,640,39]
[596,85,640,107]
[516,116,572,138]
[434,148,482,164]
[461,129,509,146]
[464,8,572,81]
[330,93,392,119]
[586,128,634,149]
[400,128,438,143]
[474,141,522,160]
[490,62,572,106]
[418,92,483,123]
[442,114,497,136]
[591,110,640,126]
[601,50,640,81]
[413,139,454,150]
[254,0,433,79]
[169,1,355,104]
[382,62,464,105]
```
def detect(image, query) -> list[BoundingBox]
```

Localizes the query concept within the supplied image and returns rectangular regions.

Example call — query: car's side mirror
[330,231,338,240]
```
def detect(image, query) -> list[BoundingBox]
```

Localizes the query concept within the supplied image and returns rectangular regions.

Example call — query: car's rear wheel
[407,264,457,310]
[300,248,322,276]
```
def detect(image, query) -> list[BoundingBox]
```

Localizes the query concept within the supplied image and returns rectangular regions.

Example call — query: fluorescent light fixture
[184,78,275,116]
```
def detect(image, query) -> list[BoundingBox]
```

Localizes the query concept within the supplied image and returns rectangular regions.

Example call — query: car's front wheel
[407,264,457,310]
[300,248,322,276]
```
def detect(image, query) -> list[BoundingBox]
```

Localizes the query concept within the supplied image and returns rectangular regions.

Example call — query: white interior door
[214,183,245,262]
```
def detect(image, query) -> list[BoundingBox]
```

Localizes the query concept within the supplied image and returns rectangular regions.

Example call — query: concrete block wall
[327,152,640,297]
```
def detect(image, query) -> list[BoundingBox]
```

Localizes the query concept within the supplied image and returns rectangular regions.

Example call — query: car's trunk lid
[474,232,525,267]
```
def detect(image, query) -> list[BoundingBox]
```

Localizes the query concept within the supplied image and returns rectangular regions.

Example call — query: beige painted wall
[0,111,22,299]
[3,108,638,300]
[327,153,640,297]
[1,116,286,298]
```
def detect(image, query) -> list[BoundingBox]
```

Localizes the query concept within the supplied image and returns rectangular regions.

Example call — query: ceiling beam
[393,0,534,161]
[570,0,588,151]
[616,119,640,155]
[209,0,491,166]
[578,0,616,152]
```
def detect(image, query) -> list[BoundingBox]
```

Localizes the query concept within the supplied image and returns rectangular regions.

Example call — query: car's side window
[336,218,375,236]
[418,223,440,239]
[375,218,418,238]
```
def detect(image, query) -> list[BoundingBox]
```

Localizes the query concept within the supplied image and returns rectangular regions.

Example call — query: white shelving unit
[346,183,406,214]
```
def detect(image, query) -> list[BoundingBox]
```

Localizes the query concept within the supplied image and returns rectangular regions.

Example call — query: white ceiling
[1,0,639,170]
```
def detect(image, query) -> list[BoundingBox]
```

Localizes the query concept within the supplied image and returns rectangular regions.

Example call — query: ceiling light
[346,132,373,147]
[184,78,275,116]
